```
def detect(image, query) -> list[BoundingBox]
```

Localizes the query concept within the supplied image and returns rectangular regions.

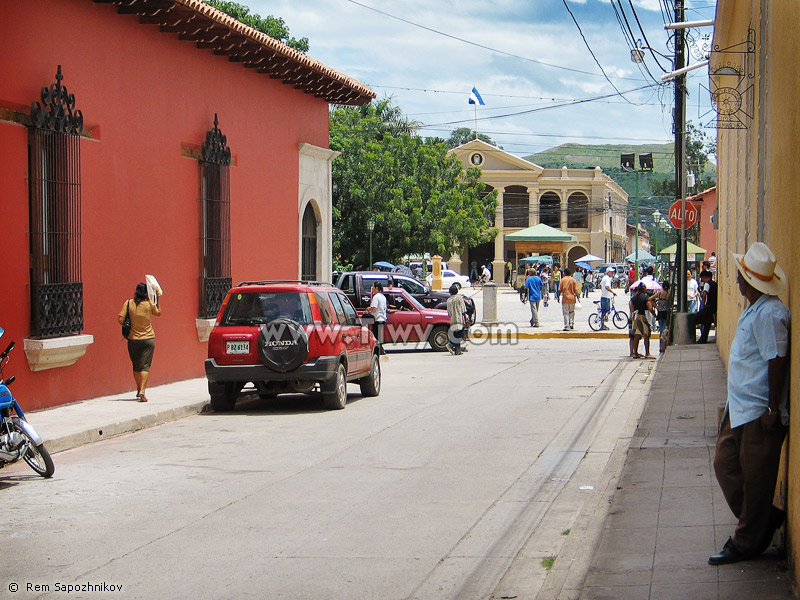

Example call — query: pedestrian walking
[540,268,550,306]
[445,284,468,355]
[118,282,162,402]
[629,282,656,358]
[552,265,561,297]
[525,269,543,327]
[556,268,578,330]
[709,242,790,565]
[367,282,388,356]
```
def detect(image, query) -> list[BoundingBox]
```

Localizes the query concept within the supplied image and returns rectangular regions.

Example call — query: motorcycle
[0,328,55,478]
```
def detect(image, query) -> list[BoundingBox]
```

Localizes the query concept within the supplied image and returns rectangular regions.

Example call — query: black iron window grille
[28,66,84,338]
[301,204,318,281]
[200,114,232,318]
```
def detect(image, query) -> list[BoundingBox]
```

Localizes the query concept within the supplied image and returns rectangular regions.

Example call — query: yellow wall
[713,0,800,587]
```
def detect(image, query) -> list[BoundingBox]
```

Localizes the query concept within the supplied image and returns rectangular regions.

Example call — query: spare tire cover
[257,318,309,373]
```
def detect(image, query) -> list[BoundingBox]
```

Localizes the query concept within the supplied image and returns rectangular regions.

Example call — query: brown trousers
[713,413,787,555]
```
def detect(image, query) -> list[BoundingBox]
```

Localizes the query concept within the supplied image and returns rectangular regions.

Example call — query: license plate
[226,341,250,354]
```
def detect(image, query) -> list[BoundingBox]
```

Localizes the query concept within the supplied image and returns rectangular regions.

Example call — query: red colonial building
[0,0,374,409]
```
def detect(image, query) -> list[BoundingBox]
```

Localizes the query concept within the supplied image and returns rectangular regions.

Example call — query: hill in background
[525,143,716,223]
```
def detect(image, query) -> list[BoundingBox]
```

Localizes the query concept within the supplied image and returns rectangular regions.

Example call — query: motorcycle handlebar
[0,340,15,361]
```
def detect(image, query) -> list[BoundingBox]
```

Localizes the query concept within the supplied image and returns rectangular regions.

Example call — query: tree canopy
[205,1,309,53]
[445,128,497,149]
[330,98,498,267]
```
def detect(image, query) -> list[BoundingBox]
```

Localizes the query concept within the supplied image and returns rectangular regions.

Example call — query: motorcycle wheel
[15,424,55,478]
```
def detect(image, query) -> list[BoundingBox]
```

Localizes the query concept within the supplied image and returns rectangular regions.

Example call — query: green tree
[649,122,716,198]
[330,99,498,267]
[445,127,496,148]
[205,1,309,53]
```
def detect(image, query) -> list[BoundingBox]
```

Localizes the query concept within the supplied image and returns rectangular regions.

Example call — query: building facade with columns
[448,140,629,283]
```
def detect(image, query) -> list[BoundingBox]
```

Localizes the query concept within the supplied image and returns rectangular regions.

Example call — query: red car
[363,287,454,352]
[205,280,380,411]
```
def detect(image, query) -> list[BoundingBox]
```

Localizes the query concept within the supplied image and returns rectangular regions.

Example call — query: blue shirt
[727,294,791,428]
[525,275,543,302]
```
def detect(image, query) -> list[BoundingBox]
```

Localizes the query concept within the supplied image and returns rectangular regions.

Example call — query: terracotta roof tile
[97,0,375,105]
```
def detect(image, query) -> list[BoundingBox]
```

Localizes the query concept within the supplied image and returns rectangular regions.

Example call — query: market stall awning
[504,223,577,242]
[659,241,707,256]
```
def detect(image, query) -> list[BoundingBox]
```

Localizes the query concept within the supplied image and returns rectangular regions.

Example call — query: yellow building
[712,0,800,585]
[448,140,628,283]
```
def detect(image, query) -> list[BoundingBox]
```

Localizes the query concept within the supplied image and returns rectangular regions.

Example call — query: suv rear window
[220,292,312,325]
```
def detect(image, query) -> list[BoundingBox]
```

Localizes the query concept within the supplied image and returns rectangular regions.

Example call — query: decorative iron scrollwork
[31,65,84,135]
[202,114,231,165]
[30,282,84,338]
[701,29,756,130]
[201,277,232,318]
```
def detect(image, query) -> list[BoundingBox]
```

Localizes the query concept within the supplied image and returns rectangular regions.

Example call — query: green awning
[504,223,577,242]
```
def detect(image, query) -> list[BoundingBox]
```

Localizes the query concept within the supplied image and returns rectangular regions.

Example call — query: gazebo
[505,223,578,262]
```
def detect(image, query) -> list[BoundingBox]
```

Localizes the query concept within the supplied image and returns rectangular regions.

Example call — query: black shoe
[708,538,747,565]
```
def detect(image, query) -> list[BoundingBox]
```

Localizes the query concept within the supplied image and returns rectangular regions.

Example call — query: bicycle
[587,299,629,331]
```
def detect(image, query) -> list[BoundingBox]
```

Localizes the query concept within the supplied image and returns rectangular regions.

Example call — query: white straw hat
[732,242,786,295]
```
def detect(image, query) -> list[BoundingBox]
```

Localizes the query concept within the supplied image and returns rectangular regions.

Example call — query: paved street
[1,334,649,600]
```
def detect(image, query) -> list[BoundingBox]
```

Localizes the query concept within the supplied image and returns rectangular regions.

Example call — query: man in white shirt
[367,282,387,355]
[600,267,617,330]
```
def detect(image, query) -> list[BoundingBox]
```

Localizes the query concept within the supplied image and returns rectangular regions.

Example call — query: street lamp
[621,153,654,275]
[652,210,662,254]
[367,218,375,269]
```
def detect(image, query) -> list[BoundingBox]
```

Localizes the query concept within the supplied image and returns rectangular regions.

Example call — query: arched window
[539,192,561,228]
[567,192,589,229]
[301,204,318,281]
[503,185,528,228]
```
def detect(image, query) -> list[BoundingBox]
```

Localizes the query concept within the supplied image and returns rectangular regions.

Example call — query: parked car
[205,280,380,412]
[596,263,628,288]
[425,269,471,290]
[360,287,453,352]
[336,271,476,325]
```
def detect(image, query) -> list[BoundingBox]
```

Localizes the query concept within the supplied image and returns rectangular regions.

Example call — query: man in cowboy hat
[709,242,790,566]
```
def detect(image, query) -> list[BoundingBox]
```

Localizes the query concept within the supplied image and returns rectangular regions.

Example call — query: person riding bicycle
[600,267,617,330]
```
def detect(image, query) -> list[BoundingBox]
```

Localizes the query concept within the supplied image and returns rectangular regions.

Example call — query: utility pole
[674,0,688,314]
[608,194,614,262]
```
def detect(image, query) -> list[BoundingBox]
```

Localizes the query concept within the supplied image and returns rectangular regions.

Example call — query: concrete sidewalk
[546,342,794,599]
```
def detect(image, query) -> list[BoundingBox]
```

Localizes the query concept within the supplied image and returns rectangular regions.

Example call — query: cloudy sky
[248,0,717,158]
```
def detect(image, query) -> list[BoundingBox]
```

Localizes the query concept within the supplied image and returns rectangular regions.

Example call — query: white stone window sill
[23,334,94,372]
[196,318,216,342]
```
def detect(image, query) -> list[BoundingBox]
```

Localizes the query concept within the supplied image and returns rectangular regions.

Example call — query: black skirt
[127,338,155,372]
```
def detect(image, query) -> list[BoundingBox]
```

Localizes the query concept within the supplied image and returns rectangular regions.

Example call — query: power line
[561,0,636,104]
[422,84,656,128]
[343,0,650,83]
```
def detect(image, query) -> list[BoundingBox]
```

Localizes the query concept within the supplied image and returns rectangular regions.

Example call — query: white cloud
[248,0,715,156]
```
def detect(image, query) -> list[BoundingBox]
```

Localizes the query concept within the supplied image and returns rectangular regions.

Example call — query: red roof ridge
[183,0,372,97]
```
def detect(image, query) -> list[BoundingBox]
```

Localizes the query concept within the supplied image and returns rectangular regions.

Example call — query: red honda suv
[205,280,380,411]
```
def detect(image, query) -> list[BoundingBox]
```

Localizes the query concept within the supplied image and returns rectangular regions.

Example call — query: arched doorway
[301,203,318,281]
[567,246,588,272]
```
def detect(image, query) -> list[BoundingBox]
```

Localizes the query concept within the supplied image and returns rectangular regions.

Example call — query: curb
[44,400,210,455]
[536,353,662,599]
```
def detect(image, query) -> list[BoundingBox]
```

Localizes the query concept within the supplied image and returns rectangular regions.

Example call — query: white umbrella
[573,253,604,263]
[625,249,656,262]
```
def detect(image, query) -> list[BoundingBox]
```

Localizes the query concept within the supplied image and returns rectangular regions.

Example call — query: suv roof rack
[235,280,332,287]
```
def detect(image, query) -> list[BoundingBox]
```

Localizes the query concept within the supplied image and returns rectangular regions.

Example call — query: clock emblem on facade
[470,152,484,166]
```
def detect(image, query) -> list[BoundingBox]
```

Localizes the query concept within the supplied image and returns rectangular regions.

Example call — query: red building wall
[0,0,331,408]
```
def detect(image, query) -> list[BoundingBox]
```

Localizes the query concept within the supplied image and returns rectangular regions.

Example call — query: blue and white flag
[468,86,485,106]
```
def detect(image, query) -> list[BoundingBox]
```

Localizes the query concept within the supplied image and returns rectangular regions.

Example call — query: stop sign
[668,200,699,229]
